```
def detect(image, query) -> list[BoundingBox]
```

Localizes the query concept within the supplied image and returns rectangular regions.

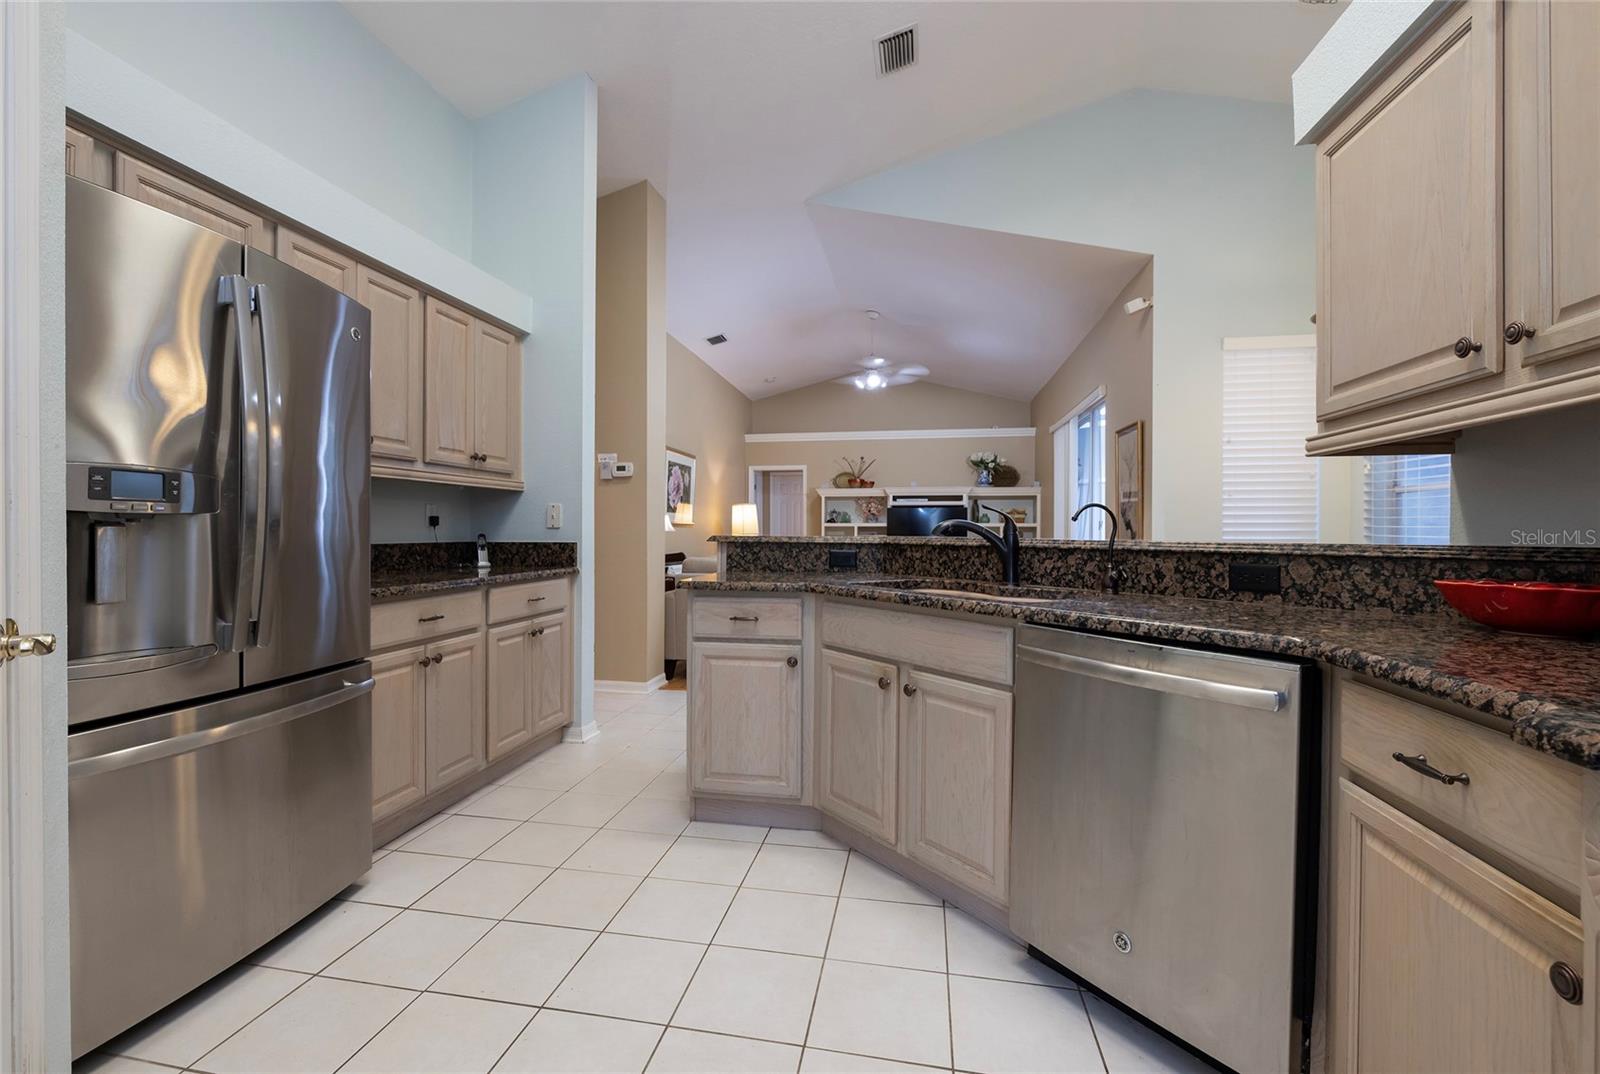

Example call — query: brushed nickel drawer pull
[878,676,892,690]
[1392,751,1469,786]
[729,615,760,622]
[527,596,547,603]
[418,614,446,623]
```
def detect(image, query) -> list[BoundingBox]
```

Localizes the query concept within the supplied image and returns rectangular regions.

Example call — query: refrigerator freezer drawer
[67,665,373,1058]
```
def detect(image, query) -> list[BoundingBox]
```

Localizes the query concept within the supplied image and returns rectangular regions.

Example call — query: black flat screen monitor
[886,504,967,536]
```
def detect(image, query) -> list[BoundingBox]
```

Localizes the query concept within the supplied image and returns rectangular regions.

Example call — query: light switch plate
[597,453,617,480]
[546,503,563,529]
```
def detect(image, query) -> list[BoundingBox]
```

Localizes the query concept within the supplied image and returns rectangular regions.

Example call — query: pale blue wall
[66,1,477,258]
[818,90,1316,540]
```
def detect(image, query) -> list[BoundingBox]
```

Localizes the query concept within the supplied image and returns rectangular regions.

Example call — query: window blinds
[1221,344,1319,541]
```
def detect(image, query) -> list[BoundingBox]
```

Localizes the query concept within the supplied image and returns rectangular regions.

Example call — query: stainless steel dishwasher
[1011,625,1318,1074]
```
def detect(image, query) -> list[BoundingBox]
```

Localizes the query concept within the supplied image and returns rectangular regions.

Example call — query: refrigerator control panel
[67,463,217,515]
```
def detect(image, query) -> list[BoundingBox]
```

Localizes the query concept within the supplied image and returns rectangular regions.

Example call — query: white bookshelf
[815,485,1044,537]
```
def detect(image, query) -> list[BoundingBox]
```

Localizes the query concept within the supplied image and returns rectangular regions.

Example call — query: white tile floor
[76,687,1213,1074]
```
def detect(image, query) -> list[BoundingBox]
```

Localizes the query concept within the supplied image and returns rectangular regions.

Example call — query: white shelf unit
[817,487,889,537]
[816,485,1044,537]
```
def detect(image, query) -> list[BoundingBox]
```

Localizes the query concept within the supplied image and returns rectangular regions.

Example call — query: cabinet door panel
[1332,780,1581,1074]
[1316,2,1501,418]
[1505,0,1600,372]
[530,614,571,739]
[817,648,897,843]
[66,127,94,180]
[473,321,521,476]
[275,226,357,296]
[370,645,427,821]
[901,670,1011,903]
[114,155,271,252]
[486,621,534,762]
[424,297,476,469]
[359,267,426,463]
[425,631,486,792]
[690,641,802,799]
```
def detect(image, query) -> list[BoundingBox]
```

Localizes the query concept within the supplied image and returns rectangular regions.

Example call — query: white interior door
[767,472,805,536]
[3,5,70,1066]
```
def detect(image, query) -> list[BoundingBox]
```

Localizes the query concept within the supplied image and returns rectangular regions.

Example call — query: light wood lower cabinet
[900,670,1012,904]
[487,612,572,762]
[370,644,429,822]
[817,648,899,843]
[424,630,486,792]
[530,614,572,739]
[1332,779,1582,1074]
[690,640,803,799]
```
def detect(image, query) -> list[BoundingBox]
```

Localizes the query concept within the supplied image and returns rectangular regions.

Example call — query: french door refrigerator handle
[1016,644,1287,712]
[223,275,269,651]
[252,281,284,648]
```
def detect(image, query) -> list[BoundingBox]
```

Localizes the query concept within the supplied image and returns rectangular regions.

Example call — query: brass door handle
[878,676,892,690]
[1452,336,1483,358]
[1,619,56,661]
[1504,321,1537,344]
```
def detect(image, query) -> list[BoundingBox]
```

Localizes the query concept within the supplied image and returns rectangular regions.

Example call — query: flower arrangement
[833,456,877,488]
[967,451,1005,486]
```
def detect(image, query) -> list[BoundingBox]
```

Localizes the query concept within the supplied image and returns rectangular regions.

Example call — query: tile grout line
[944,900,957,1072]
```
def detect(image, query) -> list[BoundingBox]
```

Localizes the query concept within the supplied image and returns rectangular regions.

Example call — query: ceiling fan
[834,310,930,391]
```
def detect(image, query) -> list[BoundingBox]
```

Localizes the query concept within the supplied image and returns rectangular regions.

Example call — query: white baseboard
[562,723,601,743]
[593,675,666,695]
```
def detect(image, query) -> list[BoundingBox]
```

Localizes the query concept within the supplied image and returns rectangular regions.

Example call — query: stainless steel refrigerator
[64,178,374,1057]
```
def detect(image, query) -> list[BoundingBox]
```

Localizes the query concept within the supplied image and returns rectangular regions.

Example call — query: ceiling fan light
[865,355,885,367]
[865,372,884,389]
[853,377,866,390]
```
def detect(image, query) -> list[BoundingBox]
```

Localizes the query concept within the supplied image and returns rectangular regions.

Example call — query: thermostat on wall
[612,461,635,478]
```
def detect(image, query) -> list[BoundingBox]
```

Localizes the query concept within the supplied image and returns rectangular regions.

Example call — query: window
[1365,455,1452,544]
[1221,339,1319,541]
[1052,390,1107,539]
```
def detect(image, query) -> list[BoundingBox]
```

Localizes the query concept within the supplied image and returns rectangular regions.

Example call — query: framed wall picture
[666,448,697,524]
[1114,420,1144,540]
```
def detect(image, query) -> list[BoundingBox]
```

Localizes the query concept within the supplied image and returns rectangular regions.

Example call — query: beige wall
[665,335,751,555]
[1031,260,1154,537]
[594,182,666,684]
[746,433,1037,535]
[751,379,1029,433]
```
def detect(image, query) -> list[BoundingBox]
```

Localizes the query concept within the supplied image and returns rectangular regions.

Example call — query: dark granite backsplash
[717,537,1600,617]
[372,541,577,575]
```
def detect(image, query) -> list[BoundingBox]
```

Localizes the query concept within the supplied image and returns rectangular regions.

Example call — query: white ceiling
[348,1,1339,399]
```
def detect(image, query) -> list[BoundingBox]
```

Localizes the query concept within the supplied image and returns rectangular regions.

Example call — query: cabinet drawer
[488,577,569,624]
[821,600,1012,687]
[1338,679,1581,894]
[371,590,484,650]
[691,597,802,641]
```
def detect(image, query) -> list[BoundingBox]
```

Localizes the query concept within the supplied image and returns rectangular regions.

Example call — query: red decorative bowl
[1434,580,1600,636]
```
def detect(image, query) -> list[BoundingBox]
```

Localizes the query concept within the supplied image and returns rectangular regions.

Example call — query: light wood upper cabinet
[1332,779,1582,1074]
[115,155,272,253]
[65,127,94,180]
[370,644,428,822]
[473,320,522,476]
[424,297,477,470]
[486,620,535,763]
[690,640,803,799]
[1503,0,1600,375]
[1315,1,1502,420]
[276,226,357,296]
[900,670,1012,905]
[817,648,899,843]
[424,630,486,792]
[358,266,426,464]
[529,614,571,739]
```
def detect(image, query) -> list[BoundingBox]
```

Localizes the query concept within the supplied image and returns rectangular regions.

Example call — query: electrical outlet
[546,503,563,529]
[425,502,440,530]
[1228,562,1282,595]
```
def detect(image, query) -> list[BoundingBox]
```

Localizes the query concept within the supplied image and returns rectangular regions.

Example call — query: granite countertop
[682,573,1600,769]
[372,566,577,602]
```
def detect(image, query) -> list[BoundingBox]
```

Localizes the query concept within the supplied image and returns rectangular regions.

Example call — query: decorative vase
[976,469,993,486]
[833,473,855,489]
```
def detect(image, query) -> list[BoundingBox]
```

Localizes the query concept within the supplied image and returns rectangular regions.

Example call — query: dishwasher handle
[1017,644,1287,713]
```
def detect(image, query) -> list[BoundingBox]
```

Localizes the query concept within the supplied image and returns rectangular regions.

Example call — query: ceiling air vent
[876,25,917,77]
[705,333,728,346]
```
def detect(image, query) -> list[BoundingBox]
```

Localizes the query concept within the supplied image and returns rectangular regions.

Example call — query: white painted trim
[2,4,64,1066]
[562,722,601,743]
[1048,386,1106,434]
[65,31,534,332]
[744,427,1036,444]
[1220,334,1317,351]
[1292,0,1450,144]
[594,675,666,695]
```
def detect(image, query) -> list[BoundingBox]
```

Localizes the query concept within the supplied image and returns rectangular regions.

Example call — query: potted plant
[967,451,1004,486]
[834,456,877,488]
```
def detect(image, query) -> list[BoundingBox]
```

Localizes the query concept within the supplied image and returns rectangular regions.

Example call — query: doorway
[749,466,807,536]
